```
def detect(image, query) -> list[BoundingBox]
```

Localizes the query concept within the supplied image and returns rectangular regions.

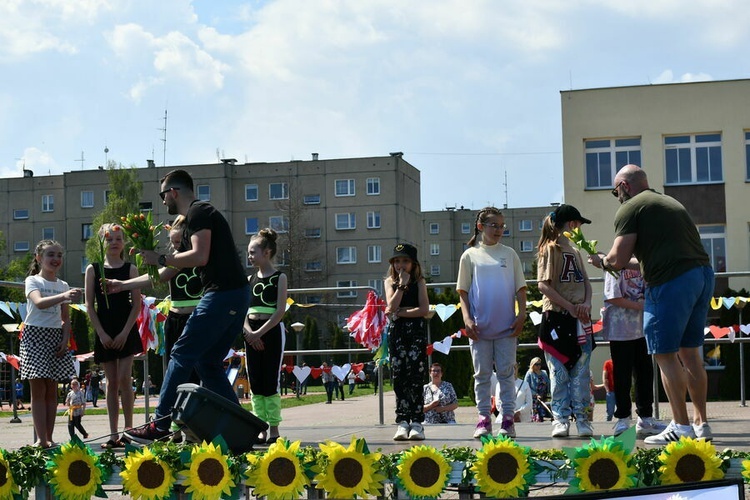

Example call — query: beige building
[561,79,750,296]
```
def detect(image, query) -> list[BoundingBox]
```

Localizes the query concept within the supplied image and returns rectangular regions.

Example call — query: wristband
[397,284,408,291]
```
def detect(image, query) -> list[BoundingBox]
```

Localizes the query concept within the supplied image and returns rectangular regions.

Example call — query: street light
[290,322,305,367]
[3,323,22,424]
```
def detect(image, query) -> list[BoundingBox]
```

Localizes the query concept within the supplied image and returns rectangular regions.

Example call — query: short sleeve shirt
[601,269,645,341]
[24,275,69,328]
[536,242,587,312]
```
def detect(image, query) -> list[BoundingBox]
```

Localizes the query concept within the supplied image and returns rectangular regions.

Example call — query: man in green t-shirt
[590,164,714,445]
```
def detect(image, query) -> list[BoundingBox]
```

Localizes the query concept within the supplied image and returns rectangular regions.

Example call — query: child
[65,378,89,440]
[85,224,143,449]
[21,240,81,448]
[457,206,526,439]
[602,358,615,421]
[385,243,430,441]
[243,228,288,444]
[536,204,594,438]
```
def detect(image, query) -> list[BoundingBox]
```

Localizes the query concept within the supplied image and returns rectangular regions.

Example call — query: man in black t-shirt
[126,169,251,444]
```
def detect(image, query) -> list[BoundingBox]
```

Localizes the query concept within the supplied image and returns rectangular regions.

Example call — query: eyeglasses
[611,181,624,198]
[430,369,442,373]
[159,187,180,200]
[482,222,507,230]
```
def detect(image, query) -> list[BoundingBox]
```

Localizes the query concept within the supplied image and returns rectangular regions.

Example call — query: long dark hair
[467,206,503,247]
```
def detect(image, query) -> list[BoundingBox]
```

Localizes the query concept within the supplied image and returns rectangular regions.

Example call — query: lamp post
[3,323,22,424]
[290,322,305,367]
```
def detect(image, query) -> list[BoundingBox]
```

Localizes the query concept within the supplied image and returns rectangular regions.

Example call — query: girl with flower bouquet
[119,211,163,282]
[84,223,143,449]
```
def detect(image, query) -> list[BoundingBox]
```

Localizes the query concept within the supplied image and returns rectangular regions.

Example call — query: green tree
[0,253,34,303]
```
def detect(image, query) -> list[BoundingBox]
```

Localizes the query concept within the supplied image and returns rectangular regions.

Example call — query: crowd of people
[15,163,716,448]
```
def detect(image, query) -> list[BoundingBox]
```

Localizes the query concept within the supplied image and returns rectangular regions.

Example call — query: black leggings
[245,320,284,397]
[610,337,655,419]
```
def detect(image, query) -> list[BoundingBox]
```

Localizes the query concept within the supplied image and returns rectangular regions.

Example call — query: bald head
[615,164,649,196]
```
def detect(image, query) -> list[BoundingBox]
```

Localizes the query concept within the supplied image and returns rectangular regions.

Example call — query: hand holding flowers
[120,212,164,282]
[563,227,619,278]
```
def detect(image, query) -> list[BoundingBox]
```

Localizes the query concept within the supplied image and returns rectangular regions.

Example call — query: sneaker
[613,417,632,437]
[636,417,668,438]
[576,419,594,438]
[393,421,410,441]
[408,422,425,441]
[551,419,570,438]
[496,415,516,438]
[124,421,171,445]
[644,421,696,445]
[693,422,713,441]
[473,416,492,439]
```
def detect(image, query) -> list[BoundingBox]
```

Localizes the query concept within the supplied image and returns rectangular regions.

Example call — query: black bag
[538,310,581,370]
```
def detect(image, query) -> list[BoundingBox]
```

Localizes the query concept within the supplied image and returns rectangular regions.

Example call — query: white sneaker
[393,421,410,441]
[636,417,667,438]
[643,421,696,445]
[613,417,631,436]
[693,422,713,441]
[551,419,570,438]
[408,422,425,441]
[473,416,492,439]
[576,419,594,438]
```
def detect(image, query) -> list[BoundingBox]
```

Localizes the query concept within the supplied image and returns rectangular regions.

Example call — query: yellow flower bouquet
[120,212,164,282]
[563,227,619,278]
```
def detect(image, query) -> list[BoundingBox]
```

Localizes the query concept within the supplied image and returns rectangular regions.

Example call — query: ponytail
[467,206,504,247]
[536,213,560,255]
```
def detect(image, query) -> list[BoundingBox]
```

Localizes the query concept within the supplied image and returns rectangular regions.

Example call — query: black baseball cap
[390,243,419,263]
[553,204,592,226]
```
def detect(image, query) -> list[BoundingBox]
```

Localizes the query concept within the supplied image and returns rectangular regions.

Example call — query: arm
[107,266,179,293]
[384,277,400,315]
[458,289,478,340]
[141,229,211,268]
[395,279,429,318]
[438,383,459,413]
[603,369,613,392]
[603,233,639,271]
[27,287,80,310]
[110,264,142,351]
[510,286,527,337]
[84,265,113,350]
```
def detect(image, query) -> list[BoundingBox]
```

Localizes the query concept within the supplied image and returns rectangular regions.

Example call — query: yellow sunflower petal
[121,447,176,500]
[180,442,236,500]
[397,445,451,499]
[247,439,309,500]
[48,443,103,500]
[0,451,20,498]
[314,437,385,498]
[471,438,531,498]
[658,437,724,485]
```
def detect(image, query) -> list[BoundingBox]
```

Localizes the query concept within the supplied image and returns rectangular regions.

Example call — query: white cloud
[652,70,713,84]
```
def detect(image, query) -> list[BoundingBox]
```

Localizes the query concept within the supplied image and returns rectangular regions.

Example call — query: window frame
[335,212,356,230]
[429,222,439,235]
[42,227,55,240]
[519,220,532,232]
[245,184,259,201]
[335,179,356,197]
[41,194,54,213]
[245,217,259,235]
[305,261,323,272]
[584,137,642,189]
[13,241,30,252]
[303,194,321,205]
[366,211,381,229]
[366,177,380,195]
[664,133,723,185]
[336,280,358,298]
[269,182,289,200]
[699,225,726,272]
[196,184,210,201]
[304,228,322,238]
[82,223,93,240]
[13,209,29,220]
[520,240,534,253]
[81,190,94,208]
[367,244,382,263]
[430,264,441,276]
[269,215,289,233]
[336,246,357,264]
[461,222,471,234]
[430,243,440,256]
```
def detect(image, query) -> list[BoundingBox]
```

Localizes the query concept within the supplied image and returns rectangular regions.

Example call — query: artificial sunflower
[314,436,386,498]
[47,439,104,500]
[471,435,535,498]
[742,458,750,483]
[179,441,236,500]
[568,437,637,492]
[658,436,724,485]
[121,446,176,500]
[246,438,309,500]
[396,445,451,499]
[0,449,20,499]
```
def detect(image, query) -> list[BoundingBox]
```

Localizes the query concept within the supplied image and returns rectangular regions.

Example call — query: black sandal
[265,435,280,444]
[100,440,118,449]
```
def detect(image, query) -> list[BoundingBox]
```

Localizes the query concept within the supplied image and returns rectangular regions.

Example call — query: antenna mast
[75,151,85,170]
[158,109,167,167]
[503,169,508,209]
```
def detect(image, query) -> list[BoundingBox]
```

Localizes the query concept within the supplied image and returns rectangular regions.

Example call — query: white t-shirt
[601,269,645,341]
[24,275,69,328]
[456,242,526,339]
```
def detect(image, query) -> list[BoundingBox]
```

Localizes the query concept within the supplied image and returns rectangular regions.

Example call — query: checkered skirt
[19,325,76,381]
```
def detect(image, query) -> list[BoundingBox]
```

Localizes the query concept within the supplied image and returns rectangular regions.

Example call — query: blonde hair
[99,223,125,259]
[467,206,504,247]
[536,213,561,255]
[251,228,279,258]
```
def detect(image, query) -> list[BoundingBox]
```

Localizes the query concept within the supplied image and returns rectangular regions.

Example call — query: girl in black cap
[384,243,430,441]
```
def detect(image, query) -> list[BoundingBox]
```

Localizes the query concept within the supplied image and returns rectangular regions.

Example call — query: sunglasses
[159,187,180,200]
[482,222,507,230]
[611,181,624,198]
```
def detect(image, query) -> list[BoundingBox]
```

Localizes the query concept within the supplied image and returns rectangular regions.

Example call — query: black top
[183,200,247,292]
[394,281,420,307]
[169,267,204,304]
[248,270,282,313]
[93,262,143,363]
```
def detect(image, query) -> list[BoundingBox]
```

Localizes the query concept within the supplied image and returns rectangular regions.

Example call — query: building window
[304,194,321,205]
[104,190,112,204]
[81,256,89,274]
[745,131,750,181]
[367,211,381,229]
[699,225,726,272]
[461,222,471,234]
[520,240,534,253]
[269,215,289,233]
[336,247,357,264]
[430,265,441,276]
[13,209,29,220]
[664,133,723,185]
[139,202,153,213]
[42,227,55,240]
[335,179,355,197]
[245,217,259,235]
[245,184,258,201]
[368,245,382,263]
[196,184,210,201]
[82,223,93,240]
[430,243,440,256]
[429,223,439,234]
[366,177,380,195]
[503,226,511,237]
[335,213,356,230]
[585,137,641,189]
[304,228,321,238]
[519,220,532,231]
[368,279,383,295]
[14,241,30,252]
[269,182,288,200]
[81,190,94,208]
[42,195,54,212]
[337,280,358,298]
[278,249,290,267]
[305,261,323,272]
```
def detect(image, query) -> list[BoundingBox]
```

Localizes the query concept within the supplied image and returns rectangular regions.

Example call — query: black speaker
[172,383,268,453]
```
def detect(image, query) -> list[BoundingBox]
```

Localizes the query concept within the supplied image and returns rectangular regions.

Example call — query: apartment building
[561,78,750,295]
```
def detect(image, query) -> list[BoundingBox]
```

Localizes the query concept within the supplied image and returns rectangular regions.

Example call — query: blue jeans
[155,285,250,428]
[605,391,616,421]
[545,335,592,422]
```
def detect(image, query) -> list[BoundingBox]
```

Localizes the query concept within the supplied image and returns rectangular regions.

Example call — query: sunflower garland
[567,437,637,493]
[179,441,237,500]
[471,435,536,498]
[120,446,176,500]
[46,437,105,500]
[0,449,20,500]
[245,438,310,500]
[658,437,724,485]
[395,445,451,499]
[313,436,386,498]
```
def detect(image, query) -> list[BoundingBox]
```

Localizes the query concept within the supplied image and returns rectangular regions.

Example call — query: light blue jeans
[155,285,251,428]
[545,336,592,422]
[470,336,517,418]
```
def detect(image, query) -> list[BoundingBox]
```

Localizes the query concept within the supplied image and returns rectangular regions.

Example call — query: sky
[1,0,748,212]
